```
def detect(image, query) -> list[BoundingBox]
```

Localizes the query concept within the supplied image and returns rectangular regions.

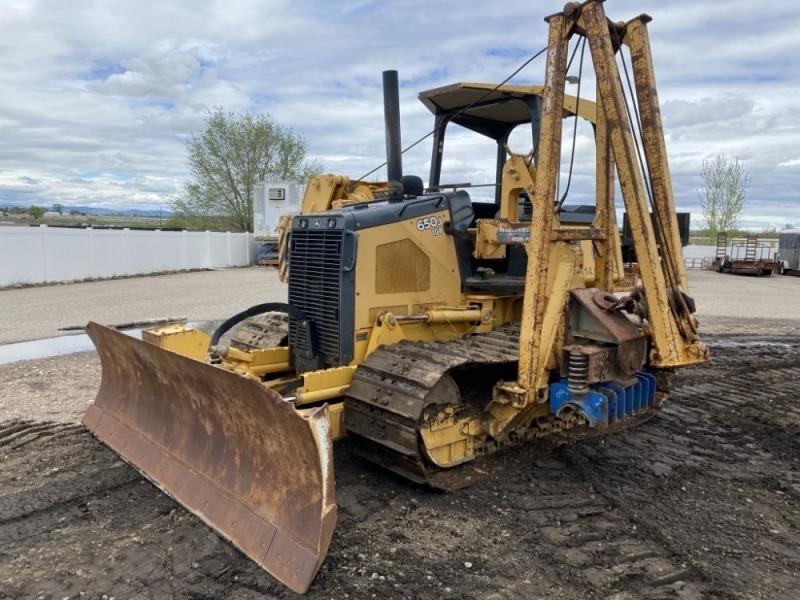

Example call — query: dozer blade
[82,322,336,594]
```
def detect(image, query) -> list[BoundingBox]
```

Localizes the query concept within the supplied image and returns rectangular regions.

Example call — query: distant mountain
[1,201,172,218]
[68,206,173,217]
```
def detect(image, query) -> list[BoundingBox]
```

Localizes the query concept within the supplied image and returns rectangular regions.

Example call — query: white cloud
[0,0,798,227]
[89,52,200,98]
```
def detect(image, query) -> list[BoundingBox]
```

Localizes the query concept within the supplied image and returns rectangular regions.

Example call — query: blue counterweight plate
[635,372,657,408]
[629,379,640,412]
[549,372,658,427]
[599,382,627,420]
[600,386,619,423]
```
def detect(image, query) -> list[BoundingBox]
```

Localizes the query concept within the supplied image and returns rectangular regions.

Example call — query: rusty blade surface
[82,322,336,594]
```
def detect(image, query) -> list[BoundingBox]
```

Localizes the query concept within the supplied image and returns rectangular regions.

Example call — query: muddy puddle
[0,320,222,366]
[0,330,142,365]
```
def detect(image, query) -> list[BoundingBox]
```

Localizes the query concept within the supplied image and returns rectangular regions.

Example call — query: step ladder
[715,232,728,260]
[744,236,758,261]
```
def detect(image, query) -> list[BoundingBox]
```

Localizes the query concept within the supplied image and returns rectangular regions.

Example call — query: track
[228,312,289,351]
[344,324,522,490]
[1,334,799,599]
[345,323,661,492]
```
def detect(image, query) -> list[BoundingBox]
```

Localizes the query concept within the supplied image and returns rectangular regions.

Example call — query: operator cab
[418,82,598,291]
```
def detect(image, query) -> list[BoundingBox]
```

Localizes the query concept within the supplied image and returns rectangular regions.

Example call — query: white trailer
[776,232,800,275]
[253,181,306,264]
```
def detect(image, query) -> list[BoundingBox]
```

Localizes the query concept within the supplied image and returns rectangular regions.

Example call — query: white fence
[0,229,745,288]
[0,226,259,288]
[683,245,716,260]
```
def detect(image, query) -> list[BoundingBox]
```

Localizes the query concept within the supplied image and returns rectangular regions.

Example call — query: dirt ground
[1,271,800,599]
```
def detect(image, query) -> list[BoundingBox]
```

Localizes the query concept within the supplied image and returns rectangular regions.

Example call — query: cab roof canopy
[418,82,596,140]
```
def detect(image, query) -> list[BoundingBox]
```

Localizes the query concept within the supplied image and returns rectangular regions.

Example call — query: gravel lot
[1,266,798,346]
[1,266,799,600]
[0,266,285,345]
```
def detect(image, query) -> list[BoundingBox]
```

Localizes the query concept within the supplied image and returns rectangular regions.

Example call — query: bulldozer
[82,1,709,593]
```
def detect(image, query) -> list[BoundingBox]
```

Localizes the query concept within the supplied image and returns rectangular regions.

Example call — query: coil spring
[567,351,589,394]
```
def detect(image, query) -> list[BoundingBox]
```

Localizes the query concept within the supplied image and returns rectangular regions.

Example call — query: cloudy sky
[1,0,798,230]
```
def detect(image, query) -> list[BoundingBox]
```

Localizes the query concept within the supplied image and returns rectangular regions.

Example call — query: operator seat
[446,190,476,289]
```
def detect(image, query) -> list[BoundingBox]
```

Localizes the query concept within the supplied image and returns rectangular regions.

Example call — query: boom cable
[610,26,692,333]
[614,34,682,291]
[356,45,549,182]
[556,36,587,212]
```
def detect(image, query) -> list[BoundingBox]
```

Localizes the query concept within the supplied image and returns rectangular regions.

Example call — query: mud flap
[82,322,336,594]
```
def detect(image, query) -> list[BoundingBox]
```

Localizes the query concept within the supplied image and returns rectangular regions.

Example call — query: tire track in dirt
[1,335,799,599]
[511,461,709,599]
[564,336,800,600]
[0,420,258,600]
[0,420,84,450]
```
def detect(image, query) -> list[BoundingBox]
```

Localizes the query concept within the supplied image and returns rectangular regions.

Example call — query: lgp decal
[416,215,444,236]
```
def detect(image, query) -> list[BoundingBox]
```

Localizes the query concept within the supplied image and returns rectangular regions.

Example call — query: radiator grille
[288,228,345,368]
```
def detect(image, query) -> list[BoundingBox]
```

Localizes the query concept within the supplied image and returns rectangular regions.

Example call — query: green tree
[697,154,750,239]
[28,205,45,220]
[172,108,322,232]
[52,203,64,215]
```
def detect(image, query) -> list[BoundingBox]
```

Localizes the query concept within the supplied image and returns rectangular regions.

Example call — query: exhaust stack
[382,70,403,186]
